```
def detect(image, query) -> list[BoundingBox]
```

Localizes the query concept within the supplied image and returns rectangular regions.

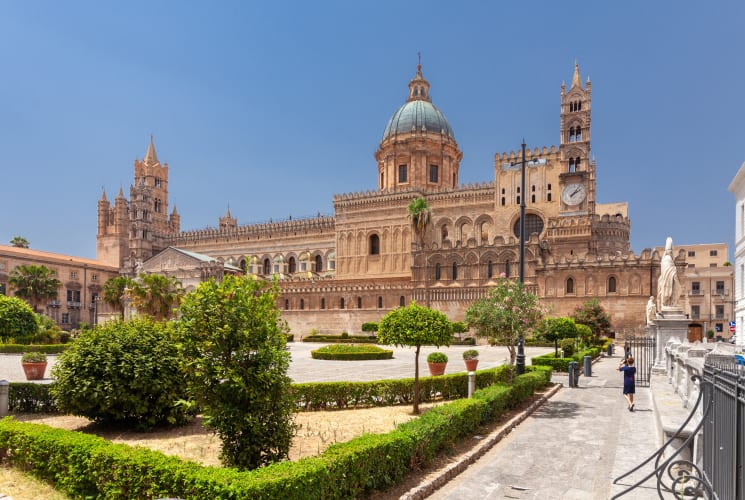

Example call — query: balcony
[689,289,702,296]
[48,300,61,308]
[67,301,81,308]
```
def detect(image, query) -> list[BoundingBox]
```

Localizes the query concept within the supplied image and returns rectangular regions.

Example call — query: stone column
[653,309,689,374]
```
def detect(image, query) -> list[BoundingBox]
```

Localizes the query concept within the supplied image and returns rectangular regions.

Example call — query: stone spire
[100,188,108,202]
[571,62,582,89]
[144,135,159,165]
[407,54,431,102]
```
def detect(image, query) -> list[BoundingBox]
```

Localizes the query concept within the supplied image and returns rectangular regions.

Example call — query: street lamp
[94,295,101,326]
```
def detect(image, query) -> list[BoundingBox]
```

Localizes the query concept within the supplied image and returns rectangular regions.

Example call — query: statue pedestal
[652,309,688,374]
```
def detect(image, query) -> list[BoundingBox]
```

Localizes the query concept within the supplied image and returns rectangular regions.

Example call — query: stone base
[653,311,689,372]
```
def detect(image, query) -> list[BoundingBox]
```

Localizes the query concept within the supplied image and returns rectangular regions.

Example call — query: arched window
[284,299,289,310]
[575,157,581,170]
[435,263,441,280]
[569,158,576,173]
[452,262,458,280]
[321,298,325,309]
[315,255,323,272]
[487,260,493,278]
[608,276,617,293]
[369,234,380,255]
[569,127,575,142]
[380,172,384,187]
[263,258,271,275]
[357,296,362,309]
[239,258,246,272]
[378,296,383,308]
[288,257,296,274]
[340,298,345,310]
[300,298,305,310]
[576,127,582,141]
[399,296,405,307]
[513,214,545,241]
[441,226,448,241]
[531,194,536,203]
[566,278,574,294]
[501,197,506,206]
[505,261,510,277]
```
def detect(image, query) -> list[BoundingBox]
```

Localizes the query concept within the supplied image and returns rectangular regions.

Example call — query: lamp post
[516,140,527,374]
[94,295,101,326]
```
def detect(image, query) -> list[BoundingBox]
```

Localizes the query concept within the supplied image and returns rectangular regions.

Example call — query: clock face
[562,183,587,206]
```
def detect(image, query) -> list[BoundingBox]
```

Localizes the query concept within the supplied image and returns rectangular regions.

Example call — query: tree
[8,264,61,313]
[377,301,452,414]
[51,318,190,431]
[177,275,295,470]
[130,273,184,321]
[9,236,29,248]
[537,317,578,356]
[408,196,432,306]
[102,276,136,320]
[0,295,38,343]
[571,298,611,343]
[465,277,544,378]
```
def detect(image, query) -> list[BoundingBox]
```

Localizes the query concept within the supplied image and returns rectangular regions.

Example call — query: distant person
[618,356,636,411]
[623,342,632,360]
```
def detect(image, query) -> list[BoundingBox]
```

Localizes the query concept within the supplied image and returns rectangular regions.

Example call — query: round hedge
[311,344,393,360]
[0,295,38,343]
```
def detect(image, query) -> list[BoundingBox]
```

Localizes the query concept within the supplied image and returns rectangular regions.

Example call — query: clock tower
[559,63,595,216]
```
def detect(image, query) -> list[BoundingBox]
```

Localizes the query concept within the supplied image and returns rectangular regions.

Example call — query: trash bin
[607,343,614,356]
[583,355,592,377]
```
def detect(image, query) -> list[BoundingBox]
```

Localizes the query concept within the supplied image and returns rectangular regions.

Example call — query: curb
[400,382,564,500]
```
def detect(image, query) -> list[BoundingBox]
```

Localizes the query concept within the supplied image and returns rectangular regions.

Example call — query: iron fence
[622,337,656,388]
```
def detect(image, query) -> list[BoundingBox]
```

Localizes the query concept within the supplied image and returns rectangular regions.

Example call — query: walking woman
[618,356,636,411]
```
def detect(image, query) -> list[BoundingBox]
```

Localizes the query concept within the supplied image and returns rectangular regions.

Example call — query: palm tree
[102,276,136,320]
[9,236,29,248]
[8,264,61,312]
[407,197,432,306]
[131,274,185,321]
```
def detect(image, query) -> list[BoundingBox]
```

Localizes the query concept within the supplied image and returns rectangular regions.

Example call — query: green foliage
[451,321,469,334]
[8,264,61,313]
[21,351,46,363]
[0,344,67,354]
[537,317,578,356]
[9,235,29,248]
[426,351,448,363]
[462,349,479,360]
[130,273,184,321]
[50,318,190,431]
[311,344,393,360]
[34,313,64,344]
[571,299,611,342]
[0,295,38,342]
[177,275,295,470]
[378,301,452,414]
[575,323,593,345]
[560,338,576,356]
[302,334,377,343]
[466,277,544,371]
[361,322,379,332]
[407,197,431,247]
[101,276,136,320]
[9,383,58,412]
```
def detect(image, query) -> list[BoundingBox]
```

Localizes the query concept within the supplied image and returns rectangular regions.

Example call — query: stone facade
[98,63,667,337]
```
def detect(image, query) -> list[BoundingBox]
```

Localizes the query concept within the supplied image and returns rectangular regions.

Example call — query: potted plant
[427,351,448,376]
[21,351,48,380]
[462,349,479,371]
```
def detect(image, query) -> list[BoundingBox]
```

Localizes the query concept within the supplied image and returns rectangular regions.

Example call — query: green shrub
[462,349,479,360]
[50,318,190,431]
[311,344,393,360]
[560,338,575,357]
[9,383,58,413]
[340,332,349,339]
[426,351,448,363]
[21,351,46,363]
[361,322,379,332]
[451,321,469,334]
[0,295,38,343]
[302,334,378,344]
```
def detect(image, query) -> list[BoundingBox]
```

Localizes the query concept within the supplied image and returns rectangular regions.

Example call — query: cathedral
[96,63,665,336]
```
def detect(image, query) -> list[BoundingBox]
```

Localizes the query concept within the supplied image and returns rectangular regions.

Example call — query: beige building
[0,245,119,329]
[98,63,673,338]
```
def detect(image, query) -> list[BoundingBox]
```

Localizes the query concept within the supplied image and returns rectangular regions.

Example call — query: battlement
[496,145,559,163]
[333,182,495,208]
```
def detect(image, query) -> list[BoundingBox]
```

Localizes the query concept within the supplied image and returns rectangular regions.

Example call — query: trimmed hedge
[0,344,68,354]
[531,346,602,372]
[9,383,57,413]
[0,365,552,499]
[310,344,393,360]
[302,335,378,344]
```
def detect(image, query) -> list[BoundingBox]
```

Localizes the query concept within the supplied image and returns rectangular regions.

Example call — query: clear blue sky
[1,1,743,260]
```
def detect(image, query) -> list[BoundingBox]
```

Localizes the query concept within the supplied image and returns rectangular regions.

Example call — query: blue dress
[620,365,636,394]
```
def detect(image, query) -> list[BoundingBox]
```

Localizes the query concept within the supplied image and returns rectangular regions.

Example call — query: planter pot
[22,362,47,380]
[464,359,479,371]
[428,362,447,376]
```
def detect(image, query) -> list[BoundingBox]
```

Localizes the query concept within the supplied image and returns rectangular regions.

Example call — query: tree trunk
[413,345,421,414]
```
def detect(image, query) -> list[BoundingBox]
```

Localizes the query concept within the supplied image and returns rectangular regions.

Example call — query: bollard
[0,380,8,417]
[607,343,614,356]
[583,355,592,377]
[568,362,576,388]
[468,371,476,398]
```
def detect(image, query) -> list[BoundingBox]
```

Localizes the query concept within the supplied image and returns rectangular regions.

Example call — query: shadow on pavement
[530,400,581,419]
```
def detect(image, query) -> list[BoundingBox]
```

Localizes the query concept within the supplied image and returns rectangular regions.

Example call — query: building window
[288,257,296,274]
[505,261,510,277]
[691,281,700,294]
[155,199,162,213]
[400,296,405,307]
[608,276,617,293]
[688,264,696,268]
[566,278,574,294]
[315,255,323,272]
[380,173,384,186]
[441,226,448,241]
[435,263,441,280]
[452,262,458,280]
[547,193,552,202]
[429,164,439,183]
[300,299,304,310]
[70,271,78,279]
[321,298,325,309]
[284,299,289,310]
[688,251,696,257]
[501,197,506,206]
[263,259,271,275]
[398,165,408,183]
[716,281,725,294]
[378,296,384,309]
[62,313,69,324]
[369,234,380,255]
[357,297,362,309]
[716,305,725,319]
[67,290,81,303]
[487,261,493,279]
[155,177,161,188]
[92,274,98,282]
[691,305,700,318]
[531,194,536,203]
[710,250,718,257]
[340,298,345,310]
[513,214,545,241]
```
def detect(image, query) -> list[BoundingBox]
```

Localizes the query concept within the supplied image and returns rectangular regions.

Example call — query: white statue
[657,237,682,310]
[646,296,657,325]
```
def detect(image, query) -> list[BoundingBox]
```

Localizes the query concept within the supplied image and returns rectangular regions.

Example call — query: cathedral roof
[382,63,455,141]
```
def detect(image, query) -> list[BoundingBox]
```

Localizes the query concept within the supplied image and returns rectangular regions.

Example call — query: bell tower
[559,63,595,216]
